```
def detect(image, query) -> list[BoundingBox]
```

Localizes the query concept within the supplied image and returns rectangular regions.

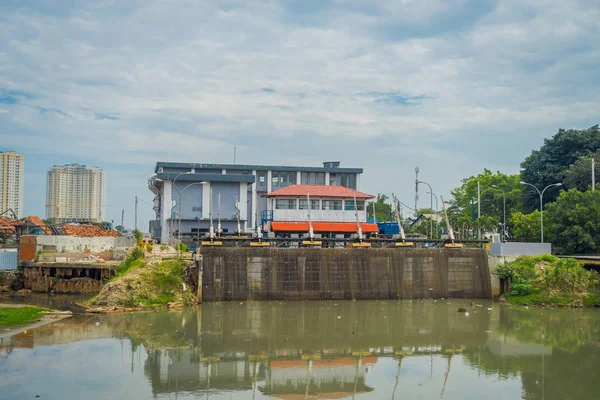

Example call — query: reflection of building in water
[262,358,376,398]
[144,349,378,398]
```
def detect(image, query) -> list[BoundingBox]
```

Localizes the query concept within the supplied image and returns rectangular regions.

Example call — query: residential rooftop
[264,184,374,199]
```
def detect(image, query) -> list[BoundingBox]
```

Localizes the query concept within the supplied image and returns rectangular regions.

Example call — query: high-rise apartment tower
[46,164,106,223]
[0,151,25,219]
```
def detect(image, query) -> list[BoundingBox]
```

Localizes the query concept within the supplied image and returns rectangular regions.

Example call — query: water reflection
[1,301,599,399]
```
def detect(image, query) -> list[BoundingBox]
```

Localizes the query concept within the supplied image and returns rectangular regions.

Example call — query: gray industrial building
[148,161,363,243]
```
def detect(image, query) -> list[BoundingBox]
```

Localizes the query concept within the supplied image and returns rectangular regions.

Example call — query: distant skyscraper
[46,164,106,223]
[0,151,25,219]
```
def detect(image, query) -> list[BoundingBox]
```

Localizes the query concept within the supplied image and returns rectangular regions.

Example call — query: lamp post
[173,180,207,257]
[519,181,562,243]
[491,185,506,242]
[425,191,438,239]
[417,180,434,239]
[171,172,192,245]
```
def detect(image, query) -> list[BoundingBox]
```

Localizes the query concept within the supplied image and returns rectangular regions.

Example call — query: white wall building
[46,164,106,223]
[0,151,24,219]
[265,185,378,235]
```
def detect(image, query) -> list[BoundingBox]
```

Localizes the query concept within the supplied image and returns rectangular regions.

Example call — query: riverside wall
[197,247,492,302]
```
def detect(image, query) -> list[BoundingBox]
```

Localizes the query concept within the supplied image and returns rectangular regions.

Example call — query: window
[356,200,365,210]
[276,199,296,209]
[310,199,319,210]
[339,174,357,189]
[323,200,342,210]
[272,171,295,188]
[301,172,325,185]
[299,199,308,209]
[329,174,337,185]
[257,171,266,187]
[345,200,355,210]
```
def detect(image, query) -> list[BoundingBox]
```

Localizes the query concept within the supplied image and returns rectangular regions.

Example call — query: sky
[1,0,599,229]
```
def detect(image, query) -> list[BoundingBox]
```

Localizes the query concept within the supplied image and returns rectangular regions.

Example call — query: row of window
[256,171,358,189]
[275,199,365,211]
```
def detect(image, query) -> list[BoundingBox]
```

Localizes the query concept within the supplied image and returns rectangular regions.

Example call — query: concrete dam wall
[198,248,491,301]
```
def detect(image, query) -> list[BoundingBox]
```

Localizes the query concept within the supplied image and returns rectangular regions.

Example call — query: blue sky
[1,0,598,228]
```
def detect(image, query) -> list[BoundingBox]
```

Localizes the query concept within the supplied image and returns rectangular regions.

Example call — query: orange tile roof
[24,216,52,235]
[63,224,118,237]
[264,185,374,199]
[271,221,379,233]
[0,218,17,233]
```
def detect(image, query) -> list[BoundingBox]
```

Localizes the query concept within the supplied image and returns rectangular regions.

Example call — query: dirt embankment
[90,258,196,309]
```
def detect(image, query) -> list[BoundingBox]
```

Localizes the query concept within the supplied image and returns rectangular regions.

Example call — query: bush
[133,228,143,247]
[176,242,188,253]
[145,243,153,253]
[130,247,144,260]
[160,245,169,251]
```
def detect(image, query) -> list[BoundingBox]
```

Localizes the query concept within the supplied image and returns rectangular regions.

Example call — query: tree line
[368,124,600,254]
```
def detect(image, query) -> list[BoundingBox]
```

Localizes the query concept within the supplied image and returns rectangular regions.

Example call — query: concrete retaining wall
[198,248,491,301]
[32,236,136,254]
[489,242,551,256]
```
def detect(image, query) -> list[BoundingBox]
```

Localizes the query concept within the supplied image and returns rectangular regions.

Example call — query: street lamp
[519,181,562,243]
[174,181,207,256]
[491,185,506,242]
[417,180,434,239]
[425,191,438,239]
[171,172,192,244]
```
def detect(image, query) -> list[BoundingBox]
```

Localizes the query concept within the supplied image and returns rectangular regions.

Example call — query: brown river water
[1,296,599,399]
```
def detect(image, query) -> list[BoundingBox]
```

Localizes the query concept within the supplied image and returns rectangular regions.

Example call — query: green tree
[546,189,600,254]
[520,125,600,210]
[563,151,600,191]
[133,228,143,247]
[510,211,542,242]
[367,194,392,222]
[447,169,524,234]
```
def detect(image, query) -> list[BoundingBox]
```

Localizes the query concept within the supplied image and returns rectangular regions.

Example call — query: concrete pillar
[252,170,257,229]
[267,171,272,192]
[222,169,226,174]
[296,171,301,185]
[240,182,248,231]
[202,182,211,219]
[356,174,361,190]
[161,181,172,244]
[325,172,330,185]
[196,253,203,303]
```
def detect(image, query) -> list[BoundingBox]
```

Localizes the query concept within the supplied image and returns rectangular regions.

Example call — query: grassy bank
[498,255,600,307]
[90,250,194,308]
[0,306,49,326]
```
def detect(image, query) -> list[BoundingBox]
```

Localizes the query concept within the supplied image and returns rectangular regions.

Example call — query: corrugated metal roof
[265,185,374,199]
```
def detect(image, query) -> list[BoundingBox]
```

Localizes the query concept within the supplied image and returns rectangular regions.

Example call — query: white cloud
[0,0,598,225]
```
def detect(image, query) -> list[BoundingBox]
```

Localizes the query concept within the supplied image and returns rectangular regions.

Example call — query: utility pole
[414,166,419,216]
[477,181,481,240]
[134,196,138,230]
[593,158,596,191]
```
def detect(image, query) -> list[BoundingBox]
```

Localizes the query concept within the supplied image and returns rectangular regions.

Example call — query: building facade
[0,151,25,219]
[148,161,363,243]
[46,164,107,223]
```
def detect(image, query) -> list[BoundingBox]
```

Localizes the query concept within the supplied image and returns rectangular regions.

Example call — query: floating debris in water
[94,322,100,327]
[465,312,470,317]
[337,316,341,319]
[487,308,493,311]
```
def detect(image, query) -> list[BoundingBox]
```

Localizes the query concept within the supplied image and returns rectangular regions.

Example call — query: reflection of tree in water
[463,305,600,400]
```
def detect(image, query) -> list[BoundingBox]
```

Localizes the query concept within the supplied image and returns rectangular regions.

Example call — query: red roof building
[263,185,377,234]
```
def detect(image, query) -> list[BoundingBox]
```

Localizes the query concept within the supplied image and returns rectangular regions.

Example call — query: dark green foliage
[546,189,600,254]
[130,247,144,260]
[504,255,599,305]
[563,151,600,191]
[509,210,542,242]
[447,169,524,233]
[520,125,600,211]
[367,194,393,222]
